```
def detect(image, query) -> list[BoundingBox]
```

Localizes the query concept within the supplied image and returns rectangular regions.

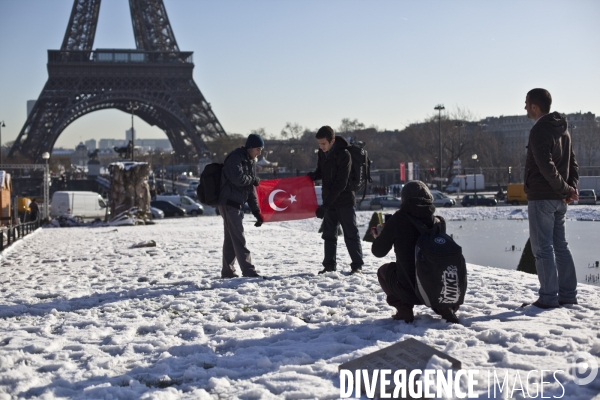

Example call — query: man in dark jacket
[523,88,579,308]
[308,126,363,274]
[371,181,459,323]
[29,199,40,221]
[217,133,265,279]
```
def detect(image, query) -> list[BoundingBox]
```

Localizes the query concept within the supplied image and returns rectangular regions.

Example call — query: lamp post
[126,102,139,161]
[434,104,445,187]
[171,151,176,193]
[454,121,464,162]
[0,121,5,166]
[290,149,295,174]
[471,154,478,206]
[42,152,50,219]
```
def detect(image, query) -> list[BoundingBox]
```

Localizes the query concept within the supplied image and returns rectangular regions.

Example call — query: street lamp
[454,121,464,161]
[42,152,50,219]
[290,149,295,173]
[471,154,478,206]
[0,121,5,166]
[434,104,445,187]
[171,151,176,193]
[126,102,139,161]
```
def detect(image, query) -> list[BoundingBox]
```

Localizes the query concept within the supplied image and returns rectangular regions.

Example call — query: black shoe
[318,267,336,274]
[349,269,363,275]
[221,274,239,279]
[243,271,265,279]
[435,308,460,324]
[559,300,578,306]
[521,300,559,309]
[392,305,414,323]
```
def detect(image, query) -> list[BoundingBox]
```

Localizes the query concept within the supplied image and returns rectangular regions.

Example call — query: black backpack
[403,212,467,309]
[346,142,371,193]
[197,163,224,206]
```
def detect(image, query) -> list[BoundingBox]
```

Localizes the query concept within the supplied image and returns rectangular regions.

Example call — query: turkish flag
[256,176,318,223]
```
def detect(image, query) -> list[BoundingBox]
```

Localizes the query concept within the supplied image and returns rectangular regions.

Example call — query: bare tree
[280,122,304,140]
[338,118,365,136]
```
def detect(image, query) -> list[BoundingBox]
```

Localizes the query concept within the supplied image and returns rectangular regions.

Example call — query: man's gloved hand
[315,206,327,219]
[253,177,261,186]
[253,211,263,227]
[306,172,316,181]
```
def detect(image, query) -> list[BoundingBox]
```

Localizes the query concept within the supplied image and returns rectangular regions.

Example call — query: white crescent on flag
[268,189,288,211]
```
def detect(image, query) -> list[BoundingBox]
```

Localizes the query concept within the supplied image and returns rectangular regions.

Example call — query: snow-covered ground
[1,207,600,399]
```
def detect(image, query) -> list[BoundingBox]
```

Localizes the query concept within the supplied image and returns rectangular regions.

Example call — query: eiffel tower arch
[10,0,227,163]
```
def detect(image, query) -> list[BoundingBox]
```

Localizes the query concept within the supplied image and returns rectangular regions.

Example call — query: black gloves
[306,172,316,181]
[253,177,261,186]
[253,211,263,227]
[315,206,327,219]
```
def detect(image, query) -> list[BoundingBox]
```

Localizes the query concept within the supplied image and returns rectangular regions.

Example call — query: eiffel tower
[9,0,226,162]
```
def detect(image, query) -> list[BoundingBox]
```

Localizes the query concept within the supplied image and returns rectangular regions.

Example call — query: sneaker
[435,308,460,324]
[349,269,363,275]
[318,267,336,274]
[392,305,414,323]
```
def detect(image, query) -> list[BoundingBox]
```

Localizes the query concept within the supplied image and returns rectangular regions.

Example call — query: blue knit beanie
[245,133,265,149]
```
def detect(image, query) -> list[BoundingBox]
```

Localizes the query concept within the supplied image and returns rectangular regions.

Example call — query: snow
[1,207,600,399]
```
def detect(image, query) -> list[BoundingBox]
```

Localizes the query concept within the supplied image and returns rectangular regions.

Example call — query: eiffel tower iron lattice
[10,0,227,163]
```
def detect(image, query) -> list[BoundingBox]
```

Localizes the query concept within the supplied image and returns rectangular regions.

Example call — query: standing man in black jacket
[217,133,265,279]
[523,88,579,308]
[308,126,363,274]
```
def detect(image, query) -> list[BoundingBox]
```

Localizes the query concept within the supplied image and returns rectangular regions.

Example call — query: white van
[155,194,204,216]
[50,191,108,219]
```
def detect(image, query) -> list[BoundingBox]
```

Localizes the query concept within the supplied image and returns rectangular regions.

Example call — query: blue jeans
[528,200,577,305]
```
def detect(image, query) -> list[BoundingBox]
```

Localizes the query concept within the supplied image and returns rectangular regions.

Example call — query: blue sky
[0,0,599,148]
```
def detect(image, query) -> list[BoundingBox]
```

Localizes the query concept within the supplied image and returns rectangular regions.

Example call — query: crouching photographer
[371,181,465,324]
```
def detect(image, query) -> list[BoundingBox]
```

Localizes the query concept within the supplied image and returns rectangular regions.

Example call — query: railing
[0,219,41,252]
[48,49,193,64]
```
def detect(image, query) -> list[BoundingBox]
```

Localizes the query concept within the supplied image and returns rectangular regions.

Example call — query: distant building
[72,142,89,166]
[99,139,128,149]
[27,100,36,117]
[481,112,599,165]
[85,139,97,151]
[126,128,135,141]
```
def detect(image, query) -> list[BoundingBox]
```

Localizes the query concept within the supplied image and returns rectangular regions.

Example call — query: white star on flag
[289,194,297,203]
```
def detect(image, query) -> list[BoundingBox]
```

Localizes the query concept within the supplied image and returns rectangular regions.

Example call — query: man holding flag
[218,133,265,279]
[307,126,364,275]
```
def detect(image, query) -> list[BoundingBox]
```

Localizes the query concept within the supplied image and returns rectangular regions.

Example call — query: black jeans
[321,206,363,270]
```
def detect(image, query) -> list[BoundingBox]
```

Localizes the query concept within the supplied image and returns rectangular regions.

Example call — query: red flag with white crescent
[256,176,318,223]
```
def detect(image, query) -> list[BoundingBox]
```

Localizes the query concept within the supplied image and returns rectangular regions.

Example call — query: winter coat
[310,136,355,208]
[524,112,579,201]
[371,198,445,305]
[218,147,259,213]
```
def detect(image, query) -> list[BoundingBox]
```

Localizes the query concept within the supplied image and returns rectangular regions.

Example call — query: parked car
[358,199,382,211]
[150,206,164,219]
[577,189,597,205]
[430,190,455,208]
[155,194,204,215]
[371,196,402,209]
[150,200,187,217]
[461,194,497,207]
[184,187,198,199]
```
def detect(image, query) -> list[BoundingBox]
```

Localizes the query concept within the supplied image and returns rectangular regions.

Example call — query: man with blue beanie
[217,133,265,278]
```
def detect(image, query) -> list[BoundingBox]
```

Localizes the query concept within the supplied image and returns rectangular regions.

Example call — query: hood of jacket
[537,112,567,135]
[327,135,350,156]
